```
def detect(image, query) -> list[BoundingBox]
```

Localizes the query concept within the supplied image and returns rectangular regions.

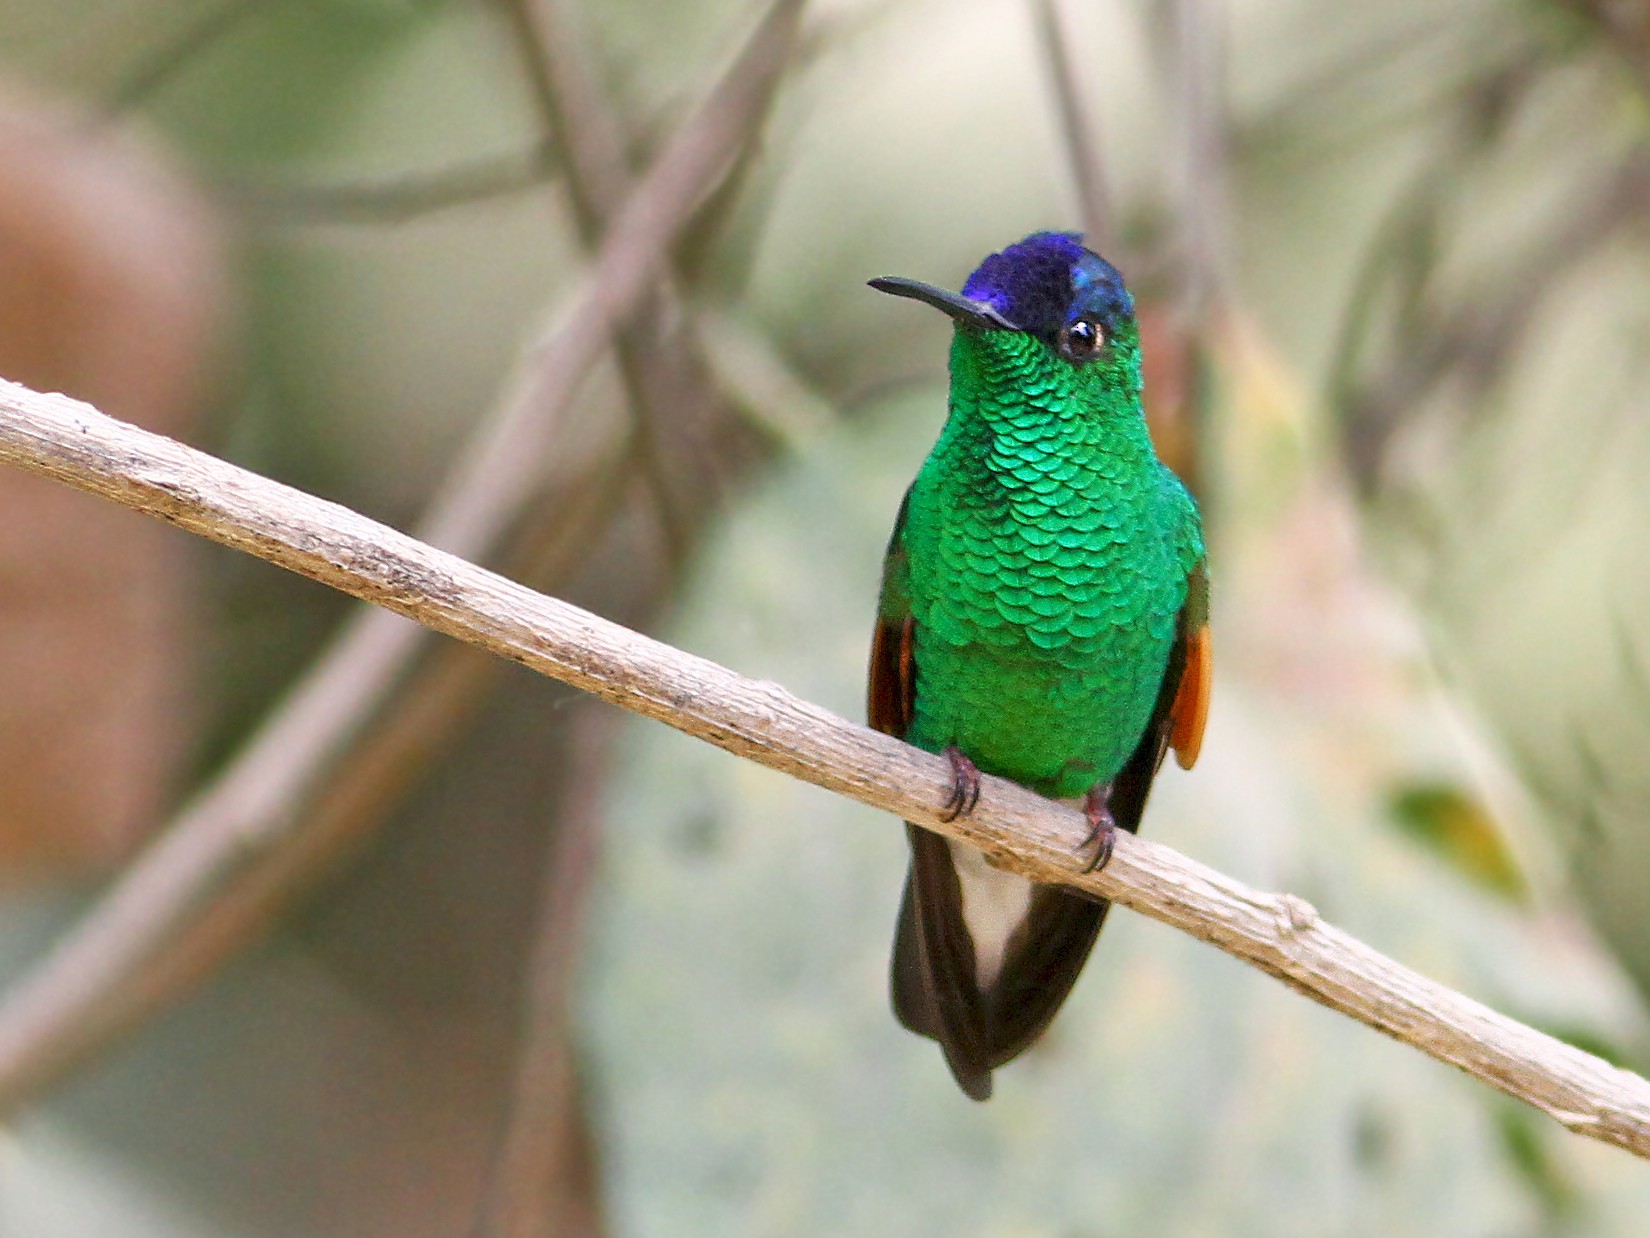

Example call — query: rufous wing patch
[1170,623,1211,769]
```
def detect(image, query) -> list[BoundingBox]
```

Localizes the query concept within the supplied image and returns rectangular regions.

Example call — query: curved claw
[1078,784,1117,873]
[938,745,982,822]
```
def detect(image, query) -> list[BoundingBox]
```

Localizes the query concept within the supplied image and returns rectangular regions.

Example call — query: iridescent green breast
[900,333,1200,799]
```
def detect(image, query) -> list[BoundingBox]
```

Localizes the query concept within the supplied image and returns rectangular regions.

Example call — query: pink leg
[938,745,981,822]
[1079,784,1117,873]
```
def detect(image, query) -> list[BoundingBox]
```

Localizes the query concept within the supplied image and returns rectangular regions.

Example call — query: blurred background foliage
[0,0,1648,1233]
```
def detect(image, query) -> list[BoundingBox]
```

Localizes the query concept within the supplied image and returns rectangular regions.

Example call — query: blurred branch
[486,4,793,1225]
[695,304,838,450]
[498,0,728,565]
[500,0,633,234]
[1152,0,1229,317]
[1331,49,1589,491]
[0,0,804,1113]
[30,450,635,1110]
[1243,18,1485,158]
[1135,0,1230,500]
[218,143,558,225]
[1555,0,1650,99]
[637,3,871,293]
[472,704,618,1238]
[6,379,1650,1161]
[99,0,260,118]
[1033,0,1116,254]
[1335,150,1650,494]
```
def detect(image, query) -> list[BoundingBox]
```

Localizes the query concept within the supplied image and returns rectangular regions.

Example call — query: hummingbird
[866,232,1211,1100]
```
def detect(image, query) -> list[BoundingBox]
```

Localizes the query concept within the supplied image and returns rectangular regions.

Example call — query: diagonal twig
[6,375,1650,1157]
[470,703,618,1238]
[500,0,702,562]
[218,143,559,225]
[0,0,805,1112]
[1556,0,1650,101]
[497,0,788,560]
[30,451,636,1112]
[482,2,797,1226]
[500,0,633,232]
[1152,0,1230,319]
[1032,0,1116,255]
[99,0,261,118]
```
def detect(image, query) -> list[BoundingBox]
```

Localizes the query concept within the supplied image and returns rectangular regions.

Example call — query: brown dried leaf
[0,92,225,877]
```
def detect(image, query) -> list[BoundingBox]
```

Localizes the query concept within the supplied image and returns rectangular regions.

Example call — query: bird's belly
[907,621,1172,799]
[902,467,1189,798]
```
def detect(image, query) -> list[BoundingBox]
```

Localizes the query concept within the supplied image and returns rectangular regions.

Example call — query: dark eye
[1058,318,1103,362]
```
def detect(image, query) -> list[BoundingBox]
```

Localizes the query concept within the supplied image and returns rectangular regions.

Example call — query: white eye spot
[1059,318,1103,362]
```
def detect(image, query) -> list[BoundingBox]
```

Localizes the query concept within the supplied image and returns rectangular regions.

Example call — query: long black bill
[868,277,1018,331]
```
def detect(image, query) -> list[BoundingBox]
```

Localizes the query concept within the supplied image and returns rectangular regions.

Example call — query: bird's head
[870,231,1139,402]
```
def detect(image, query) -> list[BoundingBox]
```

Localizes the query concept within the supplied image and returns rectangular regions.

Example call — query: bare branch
[471,704,617,1238]
[31,454,635,1109]
[1032,0,1116,254]
[1556,0,1650,101]
[218,144,557,225]
[100,0,260,118]
[499,0,634,238]
[0,0,804,1111]
[1151,0,1230,318]
[3,377,1650,1159]
[497,0,740,564]
[1334,152,1650,494]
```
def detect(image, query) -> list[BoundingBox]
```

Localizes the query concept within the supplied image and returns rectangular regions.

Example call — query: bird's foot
[1078,785,1117,873]
[938,745,981,822]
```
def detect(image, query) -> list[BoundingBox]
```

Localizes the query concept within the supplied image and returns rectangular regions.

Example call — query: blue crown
[961,232,1134,337]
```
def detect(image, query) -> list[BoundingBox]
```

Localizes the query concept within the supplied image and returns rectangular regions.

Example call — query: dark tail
[890,823,1106,1100]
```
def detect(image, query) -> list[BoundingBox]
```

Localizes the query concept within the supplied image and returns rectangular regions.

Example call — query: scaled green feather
[898,326,1202,799]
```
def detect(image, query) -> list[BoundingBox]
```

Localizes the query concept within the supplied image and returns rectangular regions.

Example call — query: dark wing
[866,485,916,743]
